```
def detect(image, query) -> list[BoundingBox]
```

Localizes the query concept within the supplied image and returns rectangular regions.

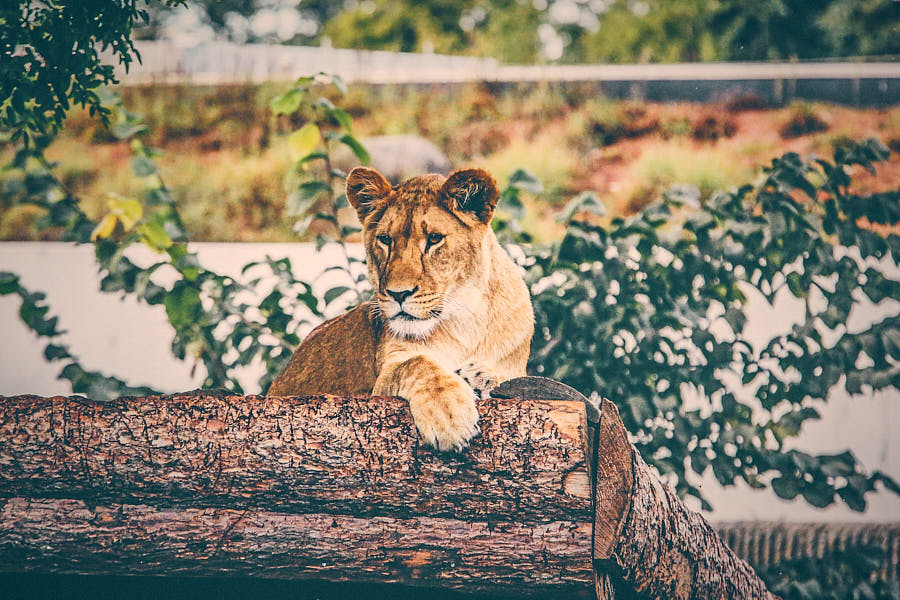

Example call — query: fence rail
[122,41,900,85]
[115,41,900,105]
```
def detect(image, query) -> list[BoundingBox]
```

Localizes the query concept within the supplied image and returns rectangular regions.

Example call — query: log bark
[592,398,777,600]
[0,385,778,599]
[0,392,593,596]
[0,392,590,521]
[0,498,590,592]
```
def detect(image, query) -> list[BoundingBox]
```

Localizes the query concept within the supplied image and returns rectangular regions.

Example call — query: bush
[691,111,738,140]
[446,120,511,158]
[527,139,900,509]
[587,100,660,146]
[780,102,830,138]
[758,543,899,600]
[724,93,770,113]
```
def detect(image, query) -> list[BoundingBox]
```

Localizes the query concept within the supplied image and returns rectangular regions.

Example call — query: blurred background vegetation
[3,83,899,242]
[137,0,900,64]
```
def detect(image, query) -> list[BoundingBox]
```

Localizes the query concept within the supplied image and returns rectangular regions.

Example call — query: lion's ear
[440,168,499,225]
[346,167,392,220]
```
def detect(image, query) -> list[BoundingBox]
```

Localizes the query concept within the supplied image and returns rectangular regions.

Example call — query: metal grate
[716,522,900,581]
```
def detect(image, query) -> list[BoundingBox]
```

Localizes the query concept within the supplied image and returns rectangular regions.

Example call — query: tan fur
[269,167,534,451]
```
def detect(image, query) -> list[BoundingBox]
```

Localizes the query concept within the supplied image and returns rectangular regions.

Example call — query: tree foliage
[526,142,900,509]
[758,540,900,600]
[0,1,184,144]
[137,0,900,63]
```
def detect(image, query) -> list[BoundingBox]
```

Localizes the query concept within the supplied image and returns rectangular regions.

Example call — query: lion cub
[269,167,534,451]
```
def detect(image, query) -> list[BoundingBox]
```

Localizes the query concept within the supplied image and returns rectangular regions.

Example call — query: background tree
[570,0,718,64]
[818,0,900,59]
[708,0,831,61]
[321,0,471,54]
[136,0,900,63]
[0,0,184,144]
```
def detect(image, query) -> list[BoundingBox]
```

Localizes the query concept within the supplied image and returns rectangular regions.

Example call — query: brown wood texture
[592,399,633,561]
[0,497,592,595]
[592,400,777,600]
[0,392,594,595]
[492,377,600,423]
[0,392,591,521]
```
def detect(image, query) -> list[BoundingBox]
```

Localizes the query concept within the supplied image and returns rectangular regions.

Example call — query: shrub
[446,120,511,158]
[758,542,899,600]
[691,111,738,140]
[527,139,900,509]
[780,102,830,138]
[724,93,770,112]
[587,100,660,146]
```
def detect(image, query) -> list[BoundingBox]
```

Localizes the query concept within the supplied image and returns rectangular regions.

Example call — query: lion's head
[346,167,500,340]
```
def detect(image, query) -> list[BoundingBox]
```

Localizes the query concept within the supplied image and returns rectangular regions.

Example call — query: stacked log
[0,379,776,598]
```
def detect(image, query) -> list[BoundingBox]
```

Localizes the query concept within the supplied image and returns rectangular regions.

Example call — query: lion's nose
[386,286,417,304]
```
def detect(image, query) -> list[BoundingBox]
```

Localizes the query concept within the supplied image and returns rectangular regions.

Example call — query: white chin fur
[388,316,439,340]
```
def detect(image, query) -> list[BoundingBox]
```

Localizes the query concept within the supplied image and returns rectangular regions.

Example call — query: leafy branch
[527,139,900,511]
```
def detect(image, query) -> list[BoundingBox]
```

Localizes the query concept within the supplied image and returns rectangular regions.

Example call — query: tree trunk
[0,392,594,596]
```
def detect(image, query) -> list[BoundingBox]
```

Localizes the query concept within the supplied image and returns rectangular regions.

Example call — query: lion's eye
[426,232,444,247]
[377,235,392,246]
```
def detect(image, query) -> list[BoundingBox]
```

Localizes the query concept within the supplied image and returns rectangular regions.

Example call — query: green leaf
[314,97,336,111]
[771,476,800,499]
[44,344,71,361]
[330,73,348,95]
[131,155,157,177]
[288,123,321,160]
[111,120,147,140]
[339,134,370,165]
[558,191,606,222]
[138,219,173,252]
[323,286,352,305]
[287,181,331,216]
[0,272,20,295]
[163,282,202,329]
[786,272,807,298]
[723,307,746,333]
[330,107,353,132]
[333,192,350,210]
[507,169,543,194]
[270,88,304,116]
[298,151,328,167]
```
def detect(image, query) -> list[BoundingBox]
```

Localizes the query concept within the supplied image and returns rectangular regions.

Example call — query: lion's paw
[409,375,480,452]
[454,362,499,400]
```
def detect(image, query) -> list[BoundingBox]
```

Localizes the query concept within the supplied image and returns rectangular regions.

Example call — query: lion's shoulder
[268,303,380,396]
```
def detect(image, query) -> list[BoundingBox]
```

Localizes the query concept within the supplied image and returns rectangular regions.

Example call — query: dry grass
[2,84,898,242]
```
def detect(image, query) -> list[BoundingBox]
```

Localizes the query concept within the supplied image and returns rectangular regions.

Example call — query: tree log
[0,498,590,591]
[0,393,590,521]
[0,392,593,596]
[592,398,777,600]
[0,385,777,599]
